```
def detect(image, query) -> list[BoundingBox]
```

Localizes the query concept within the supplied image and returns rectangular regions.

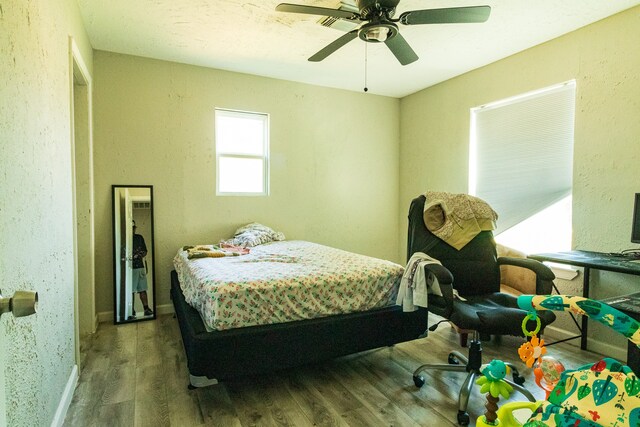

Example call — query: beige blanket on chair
[423,191,498,250]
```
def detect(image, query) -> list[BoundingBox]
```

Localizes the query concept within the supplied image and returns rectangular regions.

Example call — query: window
[215,108,269,196]
[469,81,576,253]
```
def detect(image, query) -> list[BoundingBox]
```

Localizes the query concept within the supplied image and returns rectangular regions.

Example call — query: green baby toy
[475,359,514,426]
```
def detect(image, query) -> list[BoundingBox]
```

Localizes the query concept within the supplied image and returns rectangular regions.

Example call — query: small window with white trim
[215,108,269,196]
[469,81,576,254]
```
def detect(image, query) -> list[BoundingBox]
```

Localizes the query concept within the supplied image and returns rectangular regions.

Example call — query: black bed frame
[170,270,428,387]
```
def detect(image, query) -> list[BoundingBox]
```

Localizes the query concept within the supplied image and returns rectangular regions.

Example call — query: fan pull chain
[364,43,368,93]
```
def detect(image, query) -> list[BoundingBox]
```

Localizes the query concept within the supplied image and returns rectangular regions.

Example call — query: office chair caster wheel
[479,333,491,341]
[448,353,460,365]
[457,411,470,425]
[413,375,425,388]
[512,372,525,386]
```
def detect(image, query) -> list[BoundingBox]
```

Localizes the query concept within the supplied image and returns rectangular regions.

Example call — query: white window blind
[470,81,576,234]
[215,108,269,196]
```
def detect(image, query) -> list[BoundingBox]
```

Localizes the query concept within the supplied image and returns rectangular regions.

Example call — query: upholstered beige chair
[497,243,538,296]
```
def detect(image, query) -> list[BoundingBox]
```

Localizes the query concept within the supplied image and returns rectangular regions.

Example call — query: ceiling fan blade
[400,6,491,26]
[309,30,358,62]
[276,3,360,21]
[385,33,418,66]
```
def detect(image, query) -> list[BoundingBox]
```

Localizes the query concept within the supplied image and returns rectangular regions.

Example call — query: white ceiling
[76,0,640,98]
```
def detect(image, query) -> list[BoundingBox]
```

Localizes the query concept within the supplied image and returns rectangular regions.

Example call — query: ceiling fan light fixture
[364,26,389,42]
[358,22,398,43]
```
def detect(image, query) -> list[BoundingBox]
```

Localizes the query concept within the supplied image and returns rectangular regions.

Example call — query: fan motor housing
[357,0,400,19]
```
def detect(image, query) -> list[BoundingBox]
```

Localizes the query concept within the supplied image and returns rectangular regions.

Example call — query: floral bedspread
[173,240,403,331]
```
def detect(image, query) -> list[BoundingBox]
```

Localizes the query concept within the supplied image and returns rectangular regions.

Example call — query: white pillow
[229,223,285,247]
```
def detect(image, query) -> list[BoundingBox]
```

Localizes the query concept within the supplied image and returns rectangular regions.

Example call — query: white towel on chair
[396,252,443,312]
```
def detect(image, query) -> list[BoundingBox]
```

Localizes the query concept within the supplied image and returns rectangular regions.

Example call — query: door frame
[69,37,95,367]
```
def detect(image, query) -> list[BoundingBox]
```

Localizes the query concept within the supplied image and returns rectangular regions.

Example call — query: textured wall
[399,6,640,351]
[0,0,92,425]
[92,52,400,315]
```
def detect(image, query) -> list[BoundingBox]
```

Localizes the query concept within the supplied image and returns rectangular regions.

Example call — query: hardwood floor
[64,314,605,427]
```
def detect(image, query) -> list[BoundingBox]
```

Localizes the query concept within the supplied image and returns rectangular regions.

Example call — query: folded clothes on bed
[218,242,251,255]
[182,245,249,259]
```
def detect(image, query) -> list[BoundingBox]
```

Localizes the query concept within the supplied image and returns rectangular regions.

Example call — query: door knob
[0,290,38,318]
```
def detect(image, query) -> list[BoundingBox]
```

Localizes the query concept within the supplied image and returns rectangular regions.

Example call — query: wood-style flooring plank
[168,391,205,426]
[325,360,421,427]
[81,346,111,375]
[135,338,163,369]
[353,349,458,425]
[293,365,362,416]
[70,369,107,408]
[64,398,100,427]
[162,351,191,397]
[135,364,168,403]
[195,383,242,427]
[282,369,349,427]
[224,377,281,427]
[94,401,135,427]
[107,330,137,368]
[100,363,136,405]
[258,374,317,427]
[135,397,171,427]
[226,374,314,427]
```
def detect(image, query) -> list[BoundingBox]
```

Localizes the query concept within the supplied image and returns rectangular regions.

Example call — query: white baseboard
[544,324,627,362]
[51,364,78,427]
[96,310,112,324]
[97,303,174,324]
[156,303,174,315]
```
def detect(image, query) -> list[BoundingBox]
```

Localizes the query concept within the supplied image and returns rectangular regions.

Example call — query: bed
[170,240,429,387]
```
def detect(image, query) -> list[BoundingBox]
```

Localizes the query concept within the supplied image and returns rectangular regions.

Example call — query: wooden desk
[529,251,640,350]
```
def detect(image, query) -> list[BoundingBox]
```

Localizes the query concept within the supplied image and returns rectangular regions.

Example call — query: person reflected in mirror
[132,220,153,318]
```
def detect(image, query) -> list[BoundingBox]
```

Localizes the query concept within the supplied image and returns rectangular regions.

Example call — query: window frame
[215,108,270,196]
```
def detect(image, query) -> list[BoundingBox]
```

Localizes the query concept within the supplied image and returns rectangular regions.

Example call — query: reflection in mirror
[112,185,156,324]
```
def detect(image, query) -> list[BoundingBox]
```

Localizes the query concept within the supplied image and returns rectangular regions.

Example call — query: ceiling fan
[275,0,491,66]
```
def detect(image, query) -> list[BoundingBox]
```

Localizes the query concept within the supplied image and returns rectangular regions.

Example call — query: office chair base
[412,336,532,425]
[457,411,470,426]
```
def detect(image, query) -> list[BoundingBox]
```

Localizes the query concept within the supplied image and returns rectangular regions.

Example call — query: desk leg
[581,267,590,350]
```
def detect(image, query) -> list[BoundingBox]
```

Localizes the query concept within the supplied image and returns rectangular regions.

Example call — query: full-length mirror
[112,185,156,324]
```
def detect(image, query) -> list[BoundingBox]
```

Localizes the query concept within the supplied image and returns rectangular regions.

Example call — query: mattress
[173,240,403,331]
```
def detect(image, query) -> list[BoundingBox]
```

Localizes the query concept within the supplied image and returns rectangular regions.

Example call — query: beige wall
[399,6,640,352]
[0,0,93,425]
[93,51,400,314]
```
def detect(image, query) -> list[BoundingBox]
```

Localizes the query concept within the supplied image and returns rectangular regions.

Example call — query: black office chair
[407,195,556,425]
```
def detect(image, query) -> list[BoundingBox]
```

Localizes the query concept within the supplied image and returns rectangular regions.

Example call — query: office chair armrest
[422,263,454,285]
[497,257,555,294]
[497,257,555,280]
[422,263,455,318]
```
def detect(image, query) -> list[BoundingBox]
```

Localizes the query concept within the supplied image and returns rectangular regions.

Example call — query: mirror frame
[112,185,156,324]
